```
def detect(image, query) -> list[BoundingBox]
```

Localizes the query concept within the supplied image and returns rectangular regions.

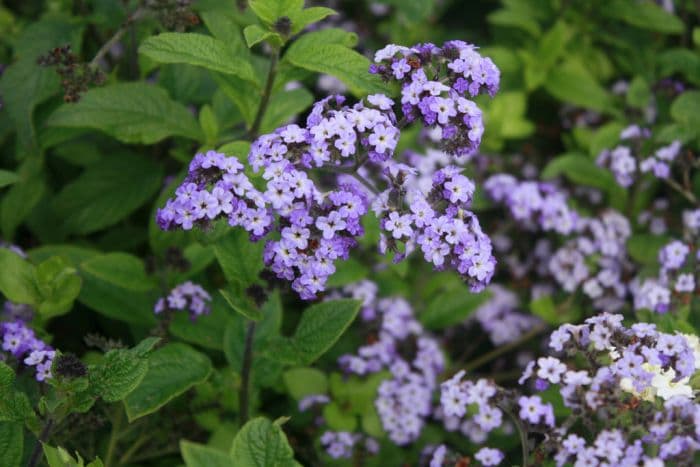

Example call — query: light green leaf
[604,0,683,34]
[180,440,232,467]
[140,33,255,83]
[0,422,22,467]
[124,343,212,421]
[34,256,82,319]
[541,152,627,210]
[80,253,155,292]
[671,91,700,130]
[244,25,280,48]
[260,87,313,134]
[214,229,264,286]
[420,288,491,330]
[0,171,19,189]
[89,338,159,403]
[284,30,385,97]
[627,234,670,265]
[229,417,297,467]
[283,368,328,400]
[288,7,337,34]
[487,8,541,37]
[626,76,651,109]
[53,153,163,235]
[249,0,303,24]
[47,83,203,144]
[544,60,613,114]
[287,299,361,365]
[325,258,370,288]
[213,73,259,126]
[0,248,39,305]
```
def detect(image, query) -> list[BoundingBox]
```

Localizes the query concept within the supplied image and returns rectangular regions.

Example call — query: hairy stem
[27,418,54,467]
[463,323,547,372]
[89,8,146,69]
[104,408,123,467]
[248,50,279,140]
[239,321,256,425]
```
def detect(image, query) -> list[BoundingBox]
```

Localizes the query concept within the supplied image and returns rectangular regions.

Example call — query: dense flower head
[333,283,444,445]
[375,164,495,291]
[597,125,682,186]
[154,281,211,319]
[0,319,54,381]
[371,41,499,156]
[484,175,578,235]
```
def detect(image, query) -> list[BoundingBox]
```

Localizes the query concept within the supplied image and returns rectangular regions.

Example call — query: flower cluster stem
[248,50,279,140]
[239,321,256,425]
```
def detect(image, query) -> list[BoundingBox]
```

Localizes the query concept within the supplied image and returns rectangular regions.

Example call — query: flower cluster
[319,431,378,459]
[484,175,578,235]
[154,281,211,319]
[596,125,682,186]
[549,210,632,310]
[1,319,54,381]
[371,41,499,156]
[632,237,698,313]
[334,282,444,445]
[375,165,495,292]
[471,285,541,345]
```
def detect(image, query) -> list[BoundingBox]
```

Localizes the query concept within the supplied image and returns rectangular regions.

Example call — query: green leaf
[80,253,156,292]
[627,234,669,265]
[1,161,45,238]
[544,60,613,114]
[47,83,203,144]
[420,288,491,330]
[214,229,264,285]
[199,104,219,144]
[671,91,700,130]
[541,152,627,210]
[214,73,259,126]
[229,417,297,467]
[626,76,651,109]
[487,8,541,37]
[325,258,370,288]
[287,299,361,365]
[124,343,212,421]
[180,440,232,467]
[169,296,228,351]
[530,295,560,325]
[0,422,22,467]
[0,248,39,305]
[322,402,356,431]
[89,338,159,403]
[220,283,262,321]
[657,49,700,86]
[0,171,19,189]
[249,0,303,24]
[78,273,157,326]
[604,0,683,34]
[288,7,337,35]
[259,88,313,134]
[243,25,280,48]
[284,30,385,97]
[283,368,328,400]
[34,256,82,319]
[53,153,163,235]
[140,33,256,83]
[42,444,103,467]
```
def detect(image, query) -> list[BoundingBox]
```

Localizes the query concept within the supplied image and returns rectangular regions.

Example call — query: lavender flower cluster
[471,285,541,345]
[1,315,54,381]
[375,164,495,291]
[335,281,444,445]
[596,124,682,186]
[484,175,578,235]
[154,281,212,319]
[371,41,499,156]
[319,431,379,459]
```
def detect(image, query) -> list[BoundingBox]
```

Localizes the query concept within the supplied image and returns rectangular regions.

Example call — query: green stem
[248,50,279,140]
[89,8,146,69]
[502,406,529,467]
[104,408,123,467]
[664,177,698,206]
[463,323,547,372]
[27,418,53,467]
[239,321,256,425]
[118,432,151,465]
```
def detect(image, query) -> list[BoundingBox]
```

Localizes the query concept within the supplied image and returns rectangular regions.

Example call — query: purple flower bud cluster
[375,165,495,292]
[371,41,499,156]
[319,431,379,459]
[471,285,541,345]
[154,281,211,319]
[484,175,578,235]
[637,198,670,235]
[1,320,54,381]
[549,210,631,310]
[332,281,444,445]
[597,125,682,186]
